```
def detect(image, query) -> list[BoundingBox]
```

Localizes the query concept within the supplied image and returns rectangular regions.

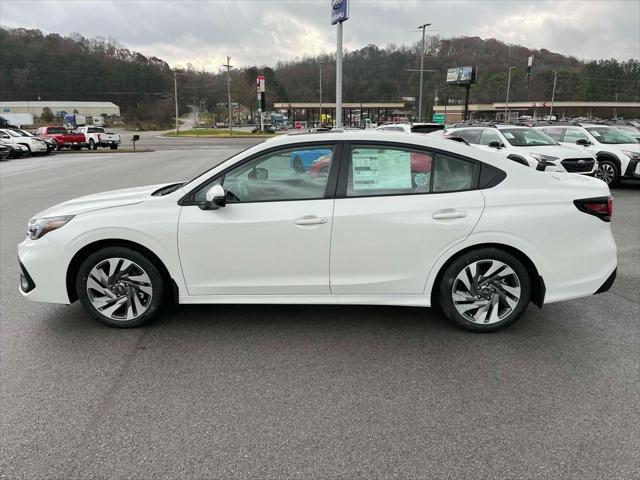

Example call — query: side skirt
[179,294,430,307]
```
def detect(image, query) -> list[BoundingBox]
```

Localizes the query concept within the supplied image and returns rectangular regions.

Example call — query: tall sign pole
[256,74,266,132]
[331,0,349,128]
[174,71,179,134]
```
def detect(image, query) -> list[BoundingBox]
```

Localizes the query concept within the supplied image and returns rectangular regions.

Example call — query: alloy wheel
[451,259,521,325]
[596,163,615,184]
[86,257,153,321]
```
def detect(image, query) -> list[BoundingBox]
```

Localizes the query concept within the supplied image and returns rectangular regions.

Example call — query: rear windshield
[411,124,445,134]
[47,127,68,134]
[87,127,105,133]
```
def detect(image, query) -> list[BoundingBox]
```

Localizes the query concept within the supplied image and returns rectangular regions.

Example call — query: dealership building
[0,101,121,117]
[433,101,640,123]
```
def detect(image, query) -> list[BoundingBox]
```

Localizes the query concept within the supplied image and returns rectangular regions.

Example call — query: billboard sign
[331,0,349,24]
[446,66,477,85]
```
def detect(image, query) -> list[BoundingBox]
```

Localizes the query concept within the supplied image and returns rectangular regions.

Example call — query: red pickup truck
[34,126,86,150]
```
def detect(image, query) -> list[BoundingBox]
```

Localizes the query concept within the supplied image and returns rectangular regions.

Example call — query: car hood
[32,183,172,219]
[526,144,594,159]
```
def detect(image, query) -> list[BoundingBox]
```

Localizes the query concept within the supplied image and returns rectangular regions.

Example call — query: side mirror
[488,141,503,149]
[199,184,226,210]
[576,138,591,146]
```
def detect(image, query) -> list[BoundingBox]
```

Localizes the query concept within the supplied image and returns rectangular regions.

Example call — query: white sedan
[18,131,617,332]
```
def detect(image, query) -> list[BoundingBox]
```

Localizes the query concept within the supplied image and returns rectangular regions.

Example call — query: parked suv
[377,123,445,134]
[536,123,640,186]
[444,124,597,175]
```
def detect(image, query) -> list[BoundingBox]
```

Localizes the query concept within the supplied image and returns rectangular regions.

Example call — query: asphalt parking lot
[1,147,638,479]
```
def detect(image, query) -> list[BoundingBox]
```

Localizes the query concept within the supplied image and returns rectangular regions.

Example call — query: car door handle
[432,210,467,220]
[295,216,328,225]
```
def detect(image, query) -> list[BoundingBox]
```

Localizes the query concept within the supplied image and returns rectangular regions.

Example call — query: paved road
[1,149,639,479]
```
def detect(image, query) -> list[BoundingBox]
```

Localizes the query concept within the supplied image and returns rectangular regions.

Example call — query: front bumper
[623,158,640,178]
[18,236,71,304]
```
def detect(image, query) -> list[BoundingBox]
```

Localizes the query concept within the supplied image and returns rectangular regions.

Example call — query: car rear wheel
[89,139,97,150]
[595,160,619,186]
[76,247,164,328]
[438,248,531,332]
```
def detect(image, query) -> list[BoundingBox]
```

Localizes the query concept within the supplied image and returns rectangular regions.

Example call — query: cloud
[1,0,638,69]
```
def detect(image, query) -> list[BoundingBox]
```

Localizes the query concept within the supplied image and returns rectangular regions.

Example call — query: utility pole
[417,23,431,122]
[319,61,323,127]
[549,69,558,120]
[504,66,516,121]
[174,72,179,135]
[336,22,343,127]
[223,56,233,135]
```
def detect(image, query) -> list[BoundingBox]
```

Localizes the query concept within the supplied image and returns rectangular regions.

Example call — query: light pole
[504,66,516,121]
[417,23,431,122]
[174,71,179,134]
[319,61,323,127]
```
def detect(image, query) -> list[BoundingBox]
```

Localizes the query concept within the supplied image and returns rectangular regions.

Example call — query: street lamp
[505,66,516,121]
[417,23,431,122]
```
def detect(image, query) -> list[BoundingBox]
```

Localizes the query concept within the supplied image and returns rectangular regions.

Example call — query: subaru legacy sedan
[19,131,617,332]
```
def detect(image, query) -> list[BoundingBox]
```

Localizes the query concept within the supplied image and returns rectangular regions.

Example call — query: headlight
[27,215,74,240]
[530,153,559,163]
[621,150,640,161]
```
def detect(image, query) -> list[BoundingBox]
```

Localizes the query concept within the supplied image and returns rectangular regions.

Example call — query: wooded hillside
[1,28,638,126]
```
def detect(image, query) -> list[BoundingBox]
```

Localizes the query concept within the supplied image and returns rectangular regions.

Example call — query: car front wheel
[595,160,619,186]
[76,247,164,327]
[438,248,531,332]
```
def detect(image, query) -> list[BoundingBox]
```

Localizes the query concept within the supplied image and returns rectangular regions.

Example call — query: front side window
[501,128,557,146]
[196,145,335,203]
[479,130,502,146]
[586,127,638,144]
[563,128,589,143]
[542,127,565,141]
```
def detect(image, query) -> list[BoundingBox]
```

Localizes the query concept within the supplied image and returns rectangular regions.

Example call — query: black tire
[20,144,32,156]
[596,159,620,187]
[110,144,118,150]
[76,247,164,328]
[438,247,531,333]
[89,139,96,150]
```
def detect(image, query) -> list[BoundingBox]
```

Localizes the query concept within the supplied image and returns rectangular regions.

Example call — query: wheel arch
[429,242,545,309]
[595,152,621,171]
[66,238,179,305]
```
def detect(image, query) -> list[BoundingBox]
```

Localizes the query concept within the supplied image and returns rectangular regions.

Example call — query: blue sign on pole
[331,0,349,24]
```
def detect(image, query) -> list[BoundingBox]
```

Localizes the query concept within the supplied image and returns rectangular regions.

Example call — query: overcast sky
[1,0,639,71]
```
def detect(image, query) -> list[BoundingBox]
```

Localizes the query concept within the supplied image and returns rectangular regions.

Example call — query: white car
[0,128,48,155]
[444,124,598,175]
[18,131,617,332]
[376,123,445,134]
[536,123,640,186]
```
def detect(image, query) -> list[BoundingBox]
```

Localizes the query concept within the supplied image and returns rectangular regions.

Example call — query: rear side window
[458,129,482,144]
[347,146,433,196]
[432,154,475,192]
[345,145,477,197]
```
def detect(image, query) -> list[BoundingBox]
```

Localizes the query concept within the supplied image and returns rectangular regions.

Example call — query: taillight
[574,196,613,222]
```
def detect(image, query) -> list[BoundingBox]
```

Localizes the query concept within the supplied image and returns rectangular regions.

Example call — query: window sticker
[352,149,412,190]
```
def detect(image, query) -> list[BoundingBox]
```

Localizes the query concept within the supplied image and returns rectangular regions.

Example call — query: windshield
[47,127,68,134]
[587,127,639,144]
[500,128,557,146]
[17,130,33,137]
